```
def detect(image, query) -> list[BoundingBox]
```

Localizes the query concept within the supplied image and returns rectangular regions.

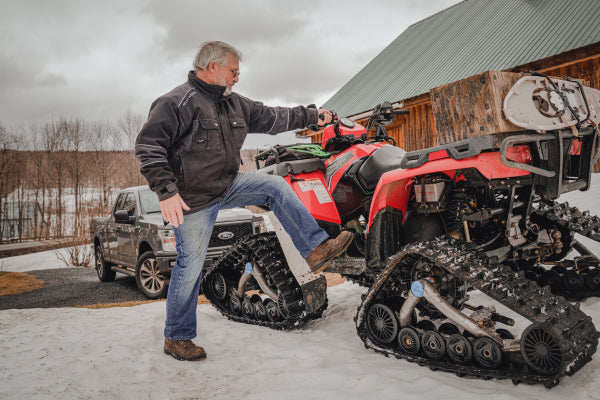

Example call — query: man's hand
[160,193,190,228]
[317,108,333,126]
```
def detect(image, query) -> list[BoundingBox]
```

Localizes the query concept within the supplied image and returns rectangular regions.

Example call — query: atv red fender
[368,150,530,228]
[285,171,341,224]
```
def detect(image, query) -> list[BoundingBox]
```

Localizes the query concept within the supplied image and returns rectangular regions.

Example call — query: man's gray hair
[193,41,243,71]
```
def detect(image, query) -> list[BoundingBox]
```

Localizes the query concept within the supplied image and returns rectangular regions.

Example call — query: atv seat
[357,145,406,192]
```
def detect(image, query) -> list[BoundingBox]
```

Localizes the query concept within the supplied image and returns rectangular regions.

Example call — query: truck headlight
[160,230,176,252]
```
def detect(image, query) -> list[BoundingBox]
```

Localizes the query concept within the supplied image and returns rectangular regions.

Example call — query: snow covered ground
[2,177,600,399]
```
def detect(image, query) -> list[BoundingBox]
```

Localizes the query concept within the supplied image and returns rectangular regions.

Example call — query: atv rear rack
[401,127,599,199]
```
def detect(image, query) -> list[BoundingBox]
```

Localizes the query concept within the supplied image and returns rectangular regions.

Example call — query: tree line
[0,112,262,243]
[0,110,146,242]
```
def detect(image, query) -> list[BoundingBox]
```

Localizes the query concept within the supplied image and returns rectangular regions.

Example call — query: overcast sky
[1,0,462,147]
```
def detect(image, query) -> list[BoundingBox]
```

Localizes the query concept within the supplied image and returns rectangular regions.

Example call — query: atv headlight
[160,230,176,252]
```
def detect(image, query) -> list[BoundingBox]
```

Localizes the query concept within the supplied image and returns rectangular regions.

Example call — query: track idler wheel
[541,270,563,292]
[366,303,399,345]
[563,270,585,291]
[398,327,420,355]
[242,295,254,317]
[264,298,281,322]
[584,269,600,290]
[250,294,268,321]
[521,324,563,375]
[421,330,446,360]
[209,271,228,301]
[473,337,502,368]
[446,334,473,364]
[229,295,242,315]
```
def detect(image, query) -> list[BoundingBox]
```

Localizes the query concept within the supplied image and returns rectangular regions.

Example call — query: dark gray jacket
[135,71,318,213]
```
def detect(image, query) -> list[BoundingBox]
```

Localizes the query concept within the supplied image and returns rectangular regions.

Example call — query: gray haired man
[135,41,353,361]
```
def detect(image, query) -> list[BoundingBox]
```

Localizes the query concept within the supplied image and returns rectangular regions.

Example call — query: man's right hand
[160,193,190,228]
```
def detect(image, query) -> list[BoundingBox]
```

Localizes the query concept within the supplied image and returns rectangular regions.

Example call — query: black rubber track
[202,232,327,330]
[355,236,598,388]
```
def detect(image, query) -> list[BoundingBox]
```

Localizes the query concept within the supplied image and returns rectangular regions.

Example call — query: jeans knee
[264,175,291,194]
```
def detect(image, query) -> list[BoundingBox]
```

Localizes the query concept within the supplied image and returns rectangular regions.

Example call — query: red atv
[203,73,600,387]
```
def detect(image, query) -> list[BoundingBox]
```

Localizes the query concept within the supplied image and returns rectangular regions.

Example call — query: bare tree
[117,109,146,187]
[117,108,145,150]
[28,123,50,239]
[63,118,89,237]
[0,123,20,241]
[42,119,71,237]
[88,120,120,211]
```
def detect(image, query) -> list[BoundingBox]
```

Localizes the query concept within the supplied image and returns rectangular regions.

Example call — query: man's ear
[207,61,218,73]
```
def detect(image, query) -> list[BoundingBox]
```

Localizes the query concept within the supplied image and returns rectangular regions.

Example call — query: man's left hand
[317,109,333,126]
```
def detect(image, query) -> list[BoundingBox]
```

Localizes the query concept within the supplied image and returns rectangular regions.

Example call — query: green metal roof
[324,0,600,117]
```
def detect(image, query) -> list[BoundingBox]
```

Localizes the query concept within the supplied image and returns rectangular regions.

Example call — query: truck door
[106,193,125,262]
[115,192,138,267]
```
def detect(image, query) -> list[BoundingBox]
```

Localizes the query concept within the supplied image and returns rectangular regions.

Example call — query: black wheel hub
[521,324,562,375]
[210,272,228,301]
[366,303,398,345]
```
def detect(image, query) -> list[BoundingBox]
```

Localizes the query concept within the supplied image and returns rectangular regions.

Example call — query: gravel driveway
[0,268,149,310]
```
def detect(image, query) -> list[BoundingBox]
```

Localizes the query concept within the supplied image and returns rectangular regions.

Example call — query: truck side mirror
[114,210,133,224]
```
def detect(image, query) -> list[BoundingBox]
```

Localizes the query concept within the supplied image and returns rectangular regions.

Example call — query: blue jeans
[164,172,329,340]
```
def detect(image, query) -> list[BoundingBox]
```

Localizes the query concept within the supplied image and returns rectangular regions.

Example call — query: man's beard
[218,77,233,96]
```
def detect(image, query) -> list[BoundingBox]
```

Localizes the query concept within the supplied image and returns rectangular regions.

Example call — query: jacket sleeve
[244,98,319,135]
[134,98,180,201]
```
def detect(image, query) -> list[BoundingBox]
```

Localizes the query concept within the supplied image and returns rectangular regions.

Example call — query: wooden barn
[299,0,600,152]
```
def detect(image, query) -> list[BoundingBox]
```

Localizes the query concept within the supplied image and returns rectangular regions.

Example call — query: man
[135,41,353,362]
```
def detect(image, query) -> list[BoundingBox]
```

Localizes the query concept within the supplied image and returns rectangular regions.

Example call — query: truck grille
[209,222,254,248]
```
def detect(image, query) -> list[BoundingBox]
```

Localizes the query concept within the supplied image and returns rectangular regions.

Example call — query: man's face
[214,53,239,95]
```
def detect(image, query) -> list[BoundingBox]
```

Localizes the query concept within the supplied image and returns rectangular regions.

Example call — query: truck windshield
[139,189,161,214]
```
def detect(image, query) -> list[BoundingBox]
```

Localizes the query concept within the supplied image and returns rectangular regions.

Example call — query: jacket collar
[187,71,227,102]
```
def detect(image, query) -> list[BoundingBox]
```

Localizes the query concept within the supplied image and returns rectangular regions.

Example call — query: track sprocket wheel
[521,324,563,375]
[366,303,399,345]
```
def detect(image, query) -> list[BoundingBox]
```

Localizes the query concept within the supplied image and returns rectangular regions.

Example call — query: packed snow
[3,176,600,399]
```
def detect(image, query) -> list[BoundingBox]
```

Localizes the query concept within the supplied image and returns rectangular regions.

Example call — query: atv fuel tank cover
[411,281,425,297]
[339,117,355,128]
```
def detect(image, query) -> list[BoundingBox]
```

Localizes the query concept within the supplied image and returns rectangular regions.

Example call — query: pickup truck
[90,186,266,299]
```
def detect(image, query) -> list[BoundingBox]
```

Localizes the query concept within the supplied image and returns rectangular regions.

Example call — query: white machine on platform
[503,75,600,132]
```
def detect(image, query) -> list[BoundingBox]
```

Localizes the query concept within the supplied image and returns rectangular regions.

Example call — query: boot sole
[164,348,207,361]
[310,234,354,274]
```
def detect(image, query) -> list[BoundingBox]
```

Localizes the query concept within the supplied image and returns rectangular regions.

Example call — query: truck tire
[136,251,169,299]
[95,244,116,282]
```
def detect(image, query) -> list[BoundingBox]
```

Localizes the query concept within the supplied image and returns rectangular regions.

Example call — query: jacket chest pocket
[229,117,247,149]
[193,117,221,150]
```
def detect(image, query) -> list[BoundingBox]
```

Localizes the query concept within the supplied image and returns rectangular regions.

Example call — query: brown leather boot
[164,338,207,361]
[305,231,354,274]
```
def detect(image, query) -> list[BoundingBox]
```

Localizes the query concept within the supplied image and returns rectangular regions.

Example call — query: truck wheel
[95,244,116,282]
[136,251,168,299]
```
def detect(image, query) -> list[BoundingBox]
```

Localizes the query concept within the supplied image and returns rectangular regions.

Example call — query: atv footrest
[326,256,367,275]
